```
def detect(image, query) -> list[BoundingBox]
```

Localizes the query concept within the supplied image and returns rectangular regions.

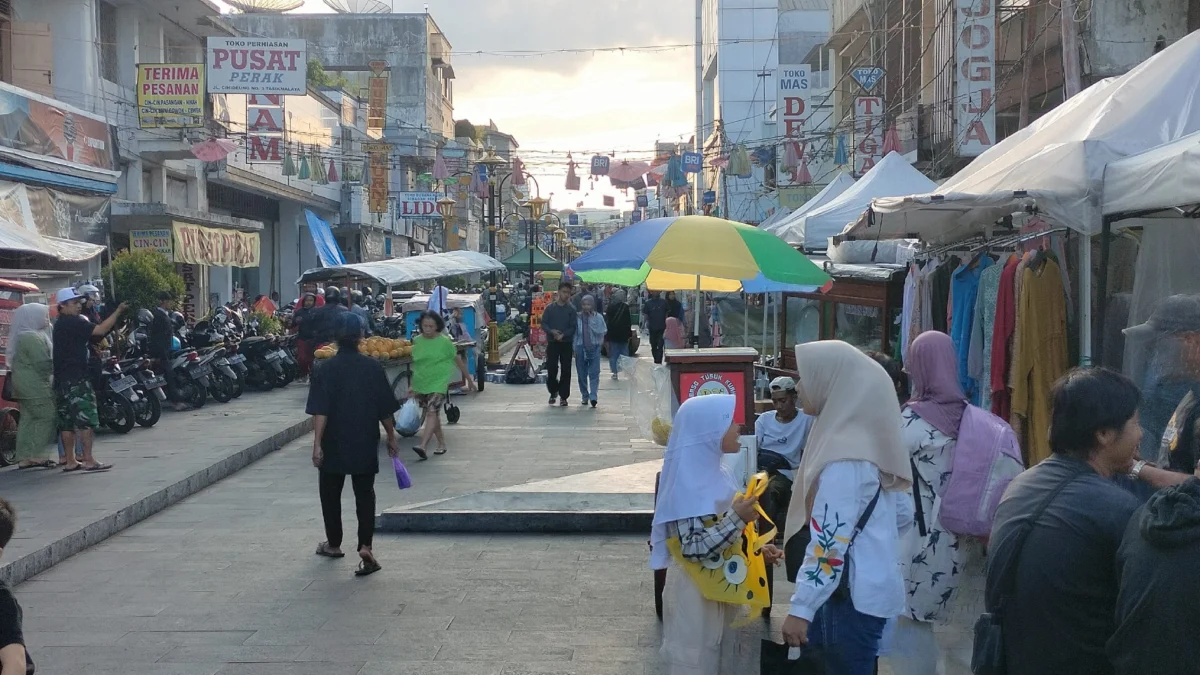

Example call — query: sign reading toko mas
[206,38,307,95]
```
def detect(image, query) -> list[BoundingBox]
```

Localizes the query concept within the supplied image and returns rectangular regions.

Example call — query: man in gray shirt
[541,281,578,406]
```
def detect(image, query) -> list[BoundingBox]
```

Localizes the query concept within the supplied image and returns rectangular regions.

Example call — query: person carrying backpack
[886,331,1022,675]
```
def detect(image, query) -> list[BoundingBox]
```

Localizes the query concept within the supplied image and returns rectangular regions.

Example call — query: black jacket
[604,301,632,342]
[149,307,173,358]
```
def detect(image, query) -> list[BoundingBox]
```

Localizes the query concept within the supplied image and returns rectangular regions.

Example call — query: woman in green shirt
[410,311,475,459]
[8,303,57,468]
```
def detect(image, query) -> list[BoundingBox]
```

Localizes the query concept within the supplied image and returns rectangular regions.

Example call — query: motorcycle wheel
[231,373,245,398]
[135,390,161,427]
[0,408,19,466]
[184,380,207,408]
[278,363,294,387]
[209,374,234,403]
[248,367,275,392]
[104,393,136,434]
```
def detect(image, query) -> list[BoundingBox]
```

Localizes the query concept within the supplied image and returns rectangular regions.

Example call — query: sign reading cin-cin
[206,38,307,95]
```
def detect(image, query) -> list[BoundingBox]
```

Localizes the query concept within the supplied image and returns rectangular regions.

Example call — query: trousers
[650,329,665,364]
[318,471,376,551]
[575,345,602,402]
[607,340,627,374]
[545,341,573,401]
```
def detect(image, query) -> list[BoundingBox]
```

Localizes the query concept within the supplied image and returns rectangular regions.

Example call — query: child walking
[651,394,782,675]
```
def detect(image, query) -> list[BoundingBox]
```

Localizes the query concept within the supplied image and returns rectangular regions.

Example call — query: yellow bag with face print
[666,472,776,611]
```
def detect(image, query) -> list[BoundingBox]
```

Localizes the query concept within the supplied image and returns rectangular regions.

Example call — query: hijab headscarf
[580,294,596,314]
[665,316,686,349]
[611,289,627,305]
[650,394,738,570]
[7,303,50,365]
[784,341,912,543]
[905,331,968,438]
[300,293,317,310]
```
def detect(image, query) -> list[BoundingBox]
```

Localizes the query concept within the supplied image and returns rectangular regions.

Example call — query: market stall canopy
[767,172,857,241]
[0,215,104,262]
[1103,132,1200,216]
[785,155,934,250]
[846,30,1200,244]
[757,206,792,232]
[501,245,563,273]
[297,250,505,287]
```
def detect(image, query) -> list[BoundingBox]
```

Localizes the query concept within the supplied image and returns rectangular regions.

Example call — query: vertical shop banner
[130,229,173,257]
[956,0,996,156]
[363,143,392,214]
[854,96,885,175]
[0,82,115,171]
[206,38,306,95]
[679,371,746,424]
[136,64,204,129]
[367,60,388,131]
[246,94,284,163]
[177,263,201,325]
[777,65,836,188]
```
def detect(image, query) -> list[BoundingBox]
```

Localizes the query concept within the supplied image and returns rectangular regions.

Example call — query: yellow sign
[367,62,388,131]
[136,63,205,128]
[778,186,821,210]
[365,143,392,215]
[172,222,260,268]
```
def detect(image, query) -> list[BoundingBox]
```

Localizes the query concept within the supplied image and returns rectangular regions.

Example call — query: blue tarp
[304,209,345,267]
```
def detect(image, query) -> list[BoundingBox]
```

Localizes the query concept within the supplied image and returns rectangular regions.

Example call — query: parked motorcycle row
[93,305,300,435]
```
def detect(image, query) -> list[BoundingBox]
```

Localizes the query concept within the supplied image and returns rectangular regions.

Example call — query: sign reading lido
[395,192,441,218]
[206,38,306,95]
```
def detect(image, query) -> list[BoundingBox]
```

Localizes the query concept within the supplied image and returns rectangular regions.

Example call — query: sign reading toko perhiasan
[206,38,307,95]
[136,64,204,129]
[955,0,996,156]
[395,192,441,218]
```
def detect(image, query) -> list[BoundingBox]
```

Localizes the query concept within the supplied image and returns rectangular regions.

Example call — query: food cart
[400,293,487,392]
[0,279,47,465]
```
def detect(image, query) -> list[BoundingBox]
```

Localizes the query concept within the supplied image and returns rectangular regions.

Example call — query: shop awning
[297,250,505,287]
[767,172,857,243]
[501,245,563,273]
[1103,132,1200,216]
[304,209,345,267]
[0,161,118,194]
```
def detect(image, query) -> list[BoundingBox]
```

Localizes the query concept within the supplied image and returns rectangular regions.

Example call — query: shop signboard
[777,65,835,188]
[679,371,746,424]
[955,0,996,156]
[636,194,649,207]
[681,151,702,173]
[590,155,610,175]
[395,192,439,218]
[631,210,642,224]
[367,60,388,130]
[0,180,110,245]
[703,190,716,205]
[529,291,554,359]
[568,213,579,225]
[0,81,115,171]
[172,223,260,268]
[246,94,284,163]
[854,96,885,175]
[177,263,201,324]
[850,67,885,92]
[206,38,307,95]
[130,229,173,257]
[136,64,204,129]
[363,142,392,214]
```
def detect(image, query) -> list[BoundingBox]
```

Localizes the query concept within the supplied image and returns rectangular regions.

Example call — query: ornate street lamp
[436,196,456,250]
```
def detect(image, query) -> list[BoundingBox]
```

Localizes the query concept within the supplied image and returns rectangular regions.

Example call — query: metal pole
[694,275,701,350]
[528,218,535,286]
[488,182,497,316]
[1078,232,1093,366]
[742,292,748,348]
[1095,218,1112,366]
[1061,0,1082,98]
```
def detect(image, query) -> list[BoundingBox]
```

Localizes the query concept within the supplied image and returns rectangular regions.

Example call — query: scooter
[120,357,165,428]
[98,358,139,434]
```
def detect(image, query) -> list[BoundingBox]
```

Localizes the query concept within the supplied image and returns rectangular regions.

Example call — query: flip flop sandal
[315,542,345,558]
[83,463,113,473]
[412,446,428,461]
[62,465,84,473]
[354,558,382,577]
[433,447,448,455]
[18,460,57,470]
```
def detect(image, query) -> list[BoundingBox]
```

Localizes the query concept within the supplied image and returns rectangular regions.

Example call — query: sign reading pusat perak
[206,38,307,95]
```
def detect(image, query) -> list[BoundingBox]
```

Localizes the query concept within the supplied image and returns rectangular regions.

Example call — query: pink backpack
[938,405,1025,538]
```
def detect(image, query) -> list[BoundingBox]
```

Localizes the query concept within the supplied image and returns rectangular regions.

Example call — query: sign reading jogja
[136,64,204,129]
[206,38,306,95]
[395,192,440,218]
[679,371,745,425]
[777,65,834,188]
[956,0,996,156]
[854,96,885,175]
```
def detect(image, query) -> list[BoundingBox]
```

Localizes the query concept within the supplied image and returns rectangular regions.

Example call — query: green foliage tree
[306,58,350,91]
[103,250,186,311]
[453,119,477,141]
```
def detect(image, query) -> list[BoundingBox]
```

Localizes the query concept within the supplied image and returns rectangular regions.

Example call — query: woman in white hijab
[780,340,914,675]
[7,303,57,469]
[651,394,780,675]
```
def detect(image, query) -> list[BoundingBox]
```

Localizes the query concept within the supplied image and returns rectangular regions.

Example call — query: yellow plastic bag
[666,472,776,612]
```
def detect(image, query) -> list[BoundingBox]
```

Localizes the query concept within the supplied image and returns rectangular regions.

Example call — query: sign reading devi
[206,38,306,95]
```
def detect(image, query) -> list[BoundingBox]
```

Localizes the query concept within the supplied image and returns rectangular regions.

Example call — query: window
[98,0,118,82]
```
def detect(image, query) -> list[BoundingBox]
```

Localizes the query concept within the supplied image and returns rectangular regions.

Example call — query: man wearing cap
[755,376,814,534]
[52,287,126,472]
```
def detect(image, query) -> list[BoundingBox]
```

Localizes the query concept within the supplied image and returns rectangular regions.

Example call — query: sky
[214,0,697,210]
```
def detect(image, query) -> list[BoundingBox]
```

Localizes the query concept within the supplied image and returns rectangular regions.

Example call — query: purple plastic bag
[392,456,413,489]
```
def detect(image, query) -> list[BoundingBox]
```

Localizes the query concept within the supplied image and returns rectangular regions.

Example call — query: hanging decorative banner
[854,96,885,175]
[778,65,834,188]
[367,60,388,130]
[363,142,392,214]
[206,37,307,95]
[602,195,615,207]
[590,155,610,176]
[136,64,204,129]
[681,151,703,173]
[956,0,995,156]
[246,94,284,163]
[172,222,260,267]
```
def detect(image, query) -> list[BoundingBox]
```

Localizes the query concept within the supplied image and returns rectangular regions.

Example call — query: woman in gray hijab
[573,295,607,408]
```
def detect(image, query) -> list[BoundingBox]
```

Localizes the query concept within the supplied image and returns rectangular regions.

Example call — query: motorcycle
[120,357,165,428]
[169,349,210,409]
[98,358,139,434]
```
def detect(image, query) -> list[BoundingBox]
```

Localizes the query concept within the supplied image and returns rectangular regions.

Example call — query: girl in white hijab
[781,340,914,675]
[651,394,781,675]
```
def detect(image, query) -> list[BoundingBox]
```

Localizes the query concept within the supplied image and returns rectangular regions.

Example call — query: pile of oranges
[314,337,413,361]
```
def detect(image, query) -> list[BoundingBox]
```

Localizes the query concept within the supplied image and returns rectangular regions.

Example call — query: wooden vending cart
[0,279,49,465]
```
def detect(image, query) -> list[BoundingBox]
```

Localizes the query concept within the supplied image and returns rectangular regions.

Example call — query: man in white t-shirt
[755,376,814,535]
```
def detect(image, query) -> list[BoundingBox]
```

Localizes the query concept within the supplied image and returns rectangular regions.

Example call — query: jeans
[57,435,83,459]
[649,329,665,364]
[607,341,627,374]
[318,471,376,551]
[545,341,573,401]
[575,345,602,402]
[806,596,888,675]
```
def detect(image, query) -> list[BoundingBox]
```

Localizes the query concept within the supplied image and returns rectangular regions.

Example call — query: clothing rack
[913,227,1070,262]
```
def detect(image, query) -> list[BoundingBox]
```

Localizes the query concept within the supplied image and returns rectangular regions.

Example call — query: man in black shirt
[306,313,400,577]
[149,291,186,411]
[310,287,348,346]
[540,281,577,406]
[53,286,125,473]
[643,291,668,364]
[0,499,28,674]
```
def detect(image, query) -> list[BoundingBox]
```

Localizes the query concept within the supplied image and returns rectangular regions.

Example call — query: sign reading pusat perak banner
[206,38,307,95]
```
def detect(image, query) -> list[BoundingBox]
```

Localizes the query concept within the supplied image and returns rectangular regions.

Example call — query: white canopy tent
[783,155,934,250]
[1103,132,1200,216]
[758,206,792,231]
[842,30,1200,244]
[767,172,857,242]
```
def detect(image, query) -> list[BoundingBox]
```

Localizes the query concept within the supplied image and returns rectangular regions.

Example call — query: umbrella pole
[694,275,701,350]
[742,292,748,348]
[761,294,768,359]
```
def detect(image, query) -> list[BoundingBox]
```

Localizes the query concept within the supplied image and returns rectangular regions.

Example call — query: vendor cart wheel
[476,353,486,392]
[0,408,19,467]
[652,470,664,620]
[391,369,412,404]
[445,403,461,424]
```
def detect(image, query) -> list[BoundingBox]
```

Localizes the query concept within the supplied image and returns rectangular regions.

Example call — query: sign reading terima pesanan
[206,38,307,95]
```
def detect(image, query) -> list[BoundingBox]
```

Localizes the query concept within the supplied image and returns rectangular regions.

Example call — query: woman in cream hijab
[7,303,56,469]
[781,340,914,675]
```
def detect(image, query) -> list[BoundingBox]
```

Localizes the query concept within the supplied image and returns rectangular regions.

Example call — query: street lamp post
[525,196,548,286]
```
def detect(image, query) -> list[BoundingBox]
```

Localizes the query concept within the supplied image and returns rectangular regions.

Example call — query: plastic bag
[392,456,412,489]
[621,355,677,446]
[395,398,422,436]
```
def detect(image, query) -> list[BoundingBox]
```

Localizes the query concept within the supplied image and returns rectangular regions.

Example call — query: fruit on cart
[651,417,672,446]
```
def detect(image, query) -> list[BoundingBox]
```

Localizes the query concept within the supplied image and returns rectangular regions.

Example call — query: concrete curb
[0,417,313,586]
[376,509,652,534]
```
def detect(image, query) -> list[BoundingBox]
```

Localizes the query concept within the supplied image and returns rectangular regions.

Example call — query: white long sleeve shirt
[789,460,914,621]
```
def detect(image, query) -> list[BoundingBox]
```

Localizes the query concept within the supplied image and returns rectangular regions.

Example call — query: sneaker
[560,399,569,407]
[611,373,618,380]
[548,396,557,405]
[590,400,597,408]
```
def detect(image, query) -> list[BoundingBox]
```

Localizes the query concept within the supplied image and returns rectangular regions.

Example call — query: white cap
[769,376,797,392]
[55,287,83,305]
